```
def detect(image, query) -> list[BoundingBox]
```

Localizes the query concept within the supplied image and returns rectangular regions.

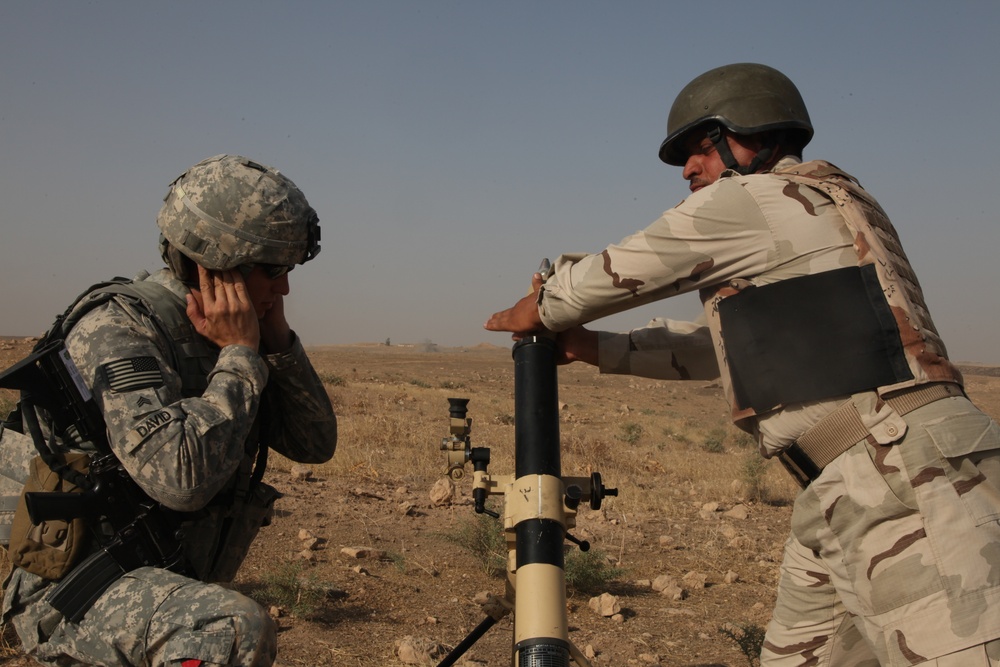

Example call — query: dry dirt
[1,337,999,667]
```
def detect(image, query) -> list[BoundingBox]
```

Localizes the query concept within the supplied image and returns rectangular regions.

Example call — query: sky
[2,2,998,364]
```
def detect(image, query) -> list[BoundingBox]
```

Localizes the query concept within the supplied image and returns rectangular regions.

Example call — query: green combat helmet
[157,154,320,278]
[658,63,813,169]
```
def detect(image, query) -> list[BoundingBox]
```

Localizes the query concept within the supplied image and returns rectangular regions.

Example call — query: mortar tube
[511,336,570,666]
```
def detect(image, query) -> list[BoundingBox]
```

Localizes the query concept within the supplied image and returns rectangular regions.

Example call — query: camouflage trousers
[762,396,1000,666]
[4,565,276,666]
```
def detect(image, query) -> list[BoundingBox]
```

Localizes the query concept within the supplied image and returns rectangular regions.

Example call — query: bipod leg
[438,592,512,667]
[567,640,594,667]
[437,615,498,667]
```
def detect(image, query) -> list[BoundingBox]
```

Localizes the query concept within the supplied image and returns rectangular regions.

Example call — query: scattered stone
[341,546,387,560]
[297,549,316,562]
[584,644,598,659]
[298,528,316,541]
[724,570,740,584]
[639,653,661,665]
[351,488,385,500]
[352,565,369,575]
[632,579,652,589]
[302,537,321,551]
[399,501,417,516]
[724,504,750,520]
[588,592,621,617]
[728,536,753,549]
[289,465,312,482]
[268,605,282,619]
[395,636,446,664]
[683,571,708,589]
[652,575,685,600]
[719,523,738,540]
[429,477,455,506]
[611,613,625,623]
[658,535,674,548]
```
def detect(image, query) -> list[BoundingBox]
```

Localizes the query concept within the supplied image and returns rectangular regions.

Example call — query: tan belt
[779,382,965,487]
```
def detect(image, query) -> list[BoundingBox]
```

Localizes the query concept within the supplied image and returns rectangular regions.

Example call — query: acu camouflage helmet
[157,154,320,272]
[658,63,814,166]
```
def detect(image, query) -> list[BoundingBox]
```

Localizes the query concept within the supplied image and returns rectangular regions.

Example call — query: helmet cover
[157,154,320,271]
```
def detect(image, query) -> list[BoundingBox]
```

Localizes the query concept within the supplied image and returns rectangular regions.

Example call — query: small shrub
[618,422,643,445]
[741,455,771,503]
[448,509,507,576]
[318,372,347,387]
[492,413,515,425]
[719,621,766,666]
[703,426,727,453]
[564,548,625,595]
[255,561,328,619]
[409,378,431,388]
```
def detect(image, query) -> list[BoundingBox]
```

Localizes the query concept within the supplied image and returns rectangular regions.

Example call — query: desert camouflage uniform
[2,268,338,666]
[537,157,1000,665]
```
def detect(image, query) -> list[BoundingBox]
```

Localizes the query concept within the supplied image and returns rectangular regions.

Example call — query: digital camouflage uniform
[537,156,1000,665]
[2,267,338,666]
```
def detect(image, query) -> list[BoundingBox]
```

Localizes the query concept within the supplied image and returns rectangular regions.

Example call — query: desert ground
[1,337,999,666]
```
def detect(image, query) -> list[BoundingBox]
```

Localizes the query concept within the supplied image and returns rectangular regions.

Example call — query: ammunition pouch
[0,418,35,546]
[8,453,91,580]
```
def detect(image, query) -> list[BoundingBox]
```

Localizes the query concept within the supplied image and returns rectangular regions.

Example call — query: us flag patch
[102,357,164,392]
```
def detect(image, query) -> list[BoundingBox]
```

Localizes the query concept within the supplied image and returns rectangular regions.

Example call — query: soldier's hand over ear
[186,265,261,350]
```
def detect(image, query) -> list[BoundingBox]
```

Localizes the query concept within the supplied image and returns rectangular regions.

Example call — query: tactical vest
[55,272,215,401]
[707,160,962,424]
[0,273,214,545]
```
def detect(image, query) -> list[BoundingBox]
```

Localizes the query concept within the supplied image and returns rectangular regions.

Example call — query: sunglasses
[239,263,294,280]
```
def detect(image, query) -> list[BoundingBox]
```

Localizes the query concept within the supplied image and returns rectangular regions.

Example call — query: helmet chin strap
[707,126,775,176]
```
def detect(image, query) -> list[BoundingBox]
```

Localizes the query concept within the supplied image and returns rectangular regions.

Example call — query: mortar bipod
[437,336,617,667]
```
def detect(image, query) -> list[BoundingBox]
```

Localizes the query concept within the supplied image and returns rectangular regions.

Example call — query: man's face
[680,130,762,193]
[241,265,291,319]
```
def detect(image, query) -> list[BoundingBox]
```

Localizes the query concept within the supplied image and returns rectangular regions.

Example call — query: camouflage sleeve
[598,316,719,381]
[538,179,774,331]
[66,302,268,512]
[260,332,337,463]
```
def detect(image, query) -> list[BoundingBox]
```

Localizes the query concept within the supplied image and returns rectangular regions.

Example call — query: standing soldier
[3,154,338,666]
[486,64,1000,665]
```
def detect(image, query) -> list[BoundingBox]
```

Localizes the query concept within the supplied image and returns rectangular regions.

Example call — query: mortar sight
[447,397,470,419]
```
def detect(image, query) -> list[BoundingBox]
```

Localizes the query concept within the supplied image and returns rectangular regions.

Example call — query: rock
[429,477,455,506]
[588,592,621,617]
[652,574,685,600]
[683,571,708,589]
[341,546,387,560]
[724,504,749,520]
[290,465,312,482]
[724,570,740,584]
[298,528,316,541]
[395,636,446,665]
